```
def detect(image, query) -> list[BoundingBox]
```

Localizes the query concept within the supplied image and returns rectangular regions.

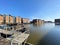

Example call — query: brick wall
[22,18,30,23]
[5,16,9,24]
[0,15,4,24]
[10,16,14,24]
[16,17,21,24]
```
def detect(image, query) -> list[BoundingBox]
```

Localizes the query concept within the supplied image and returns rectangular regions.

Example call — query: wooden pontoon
[1,30,14,35]
[11,33,29,45]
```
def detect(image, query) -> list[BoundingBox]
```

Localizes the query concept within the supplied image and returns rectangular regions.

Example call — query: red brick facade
[0,15,4,24]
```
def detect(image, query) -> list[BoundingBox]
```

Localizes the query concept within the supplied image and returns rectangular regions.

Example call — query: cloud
[28,16,40,21]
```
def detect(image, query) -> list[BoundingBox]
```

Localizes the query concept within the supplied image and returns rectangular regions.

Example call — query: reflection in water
[33,23,44,27]
[27,23,55,45]
[23,24,30,28]
[25,23,60,45]
[37,24,60,45]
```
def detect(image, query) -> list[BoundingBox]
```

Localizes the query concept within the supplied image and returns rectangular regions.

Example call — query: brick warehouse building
[5,15,10,24]
[21,18,30,24]
[0,15,4,24]
[0,15,14,24]
[32,19,44,24]
[9,15,14,24]
[16,16,21,24]
[0,14,30,25]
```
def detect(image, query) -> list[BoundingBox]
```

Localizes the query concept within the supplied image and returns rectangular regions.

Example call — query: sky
[0,0,60,22]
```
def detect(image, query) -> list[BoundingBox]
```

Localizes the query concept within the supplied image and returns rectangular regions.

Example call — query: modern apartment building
[55,19,60,25]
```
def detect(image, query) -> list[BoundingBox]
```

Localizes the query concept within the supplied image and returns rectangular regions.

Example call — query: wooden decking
[0,33,30,45]
[0,29,14,35]
[0,25,30,45]
[11,33,29,43]
[0,37,10,45]
[0,26,25,35]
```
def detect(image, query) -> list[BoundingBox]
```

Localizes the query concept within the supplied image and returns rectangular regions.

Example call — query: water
[27,23,60,45]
